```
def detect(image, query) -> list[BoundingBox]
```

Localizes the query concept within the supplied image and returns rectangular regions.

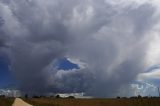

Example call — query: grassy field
[24,98,160,106]
[0,97,14,106]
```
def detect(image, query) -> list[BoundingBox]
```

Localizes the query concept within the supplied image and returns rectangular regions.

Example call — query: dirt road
[12,98,32,106]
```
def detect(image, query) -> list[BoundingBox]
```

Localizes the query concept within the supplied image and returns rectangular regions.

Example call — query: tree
[55,95,60,98]
[25,94,28,98]
[138,95,141,98]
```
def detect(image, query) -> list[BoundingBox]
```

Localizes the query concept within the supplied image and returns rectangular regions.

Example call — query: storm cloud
[0,0,160,97]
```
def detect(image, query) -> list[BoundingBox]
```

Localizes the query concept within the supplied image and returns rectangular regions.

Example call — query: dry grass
[24,98,160,106]
[0,97,14,106]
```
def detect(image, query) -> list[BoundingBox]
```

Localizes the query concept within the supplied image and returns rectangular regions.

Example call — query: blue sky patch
[56,58,80,70]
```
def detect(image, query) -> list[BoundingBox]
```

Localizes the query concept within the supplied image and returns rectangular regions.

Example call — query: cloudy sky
[0,0,160,97]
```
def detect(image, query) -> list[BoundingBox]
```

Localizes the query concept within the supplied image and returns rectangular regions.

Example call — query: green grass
[0,97,15,106]
[23,98,160,106]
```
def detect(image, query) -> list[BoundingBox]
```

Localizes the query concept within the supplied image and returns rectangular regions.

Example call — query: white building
[56,92,92,98]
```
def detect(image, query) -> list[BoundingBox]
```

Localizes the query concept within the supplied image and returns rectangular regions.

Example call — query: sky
[0,0,160,97]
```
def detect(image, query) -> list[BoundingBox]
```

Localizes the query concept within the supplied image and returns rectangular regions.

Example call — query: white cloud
[130,82,158,96]
[137,69,160,81]
[66,57,87,69]
[145,27,160,67]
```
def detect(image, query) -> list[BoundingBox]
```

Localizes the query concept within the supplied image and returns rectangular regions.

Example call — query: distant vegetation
[0,96,14,106]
